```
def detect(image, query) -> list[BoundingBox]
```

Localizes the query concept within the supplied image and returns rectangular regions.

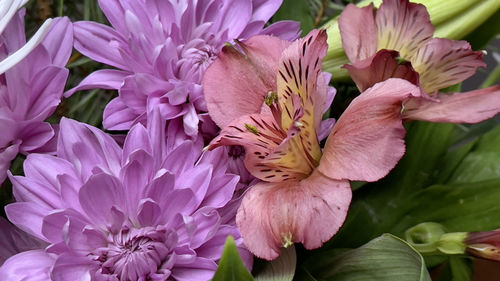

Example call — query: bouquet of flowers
[0,0,500,280]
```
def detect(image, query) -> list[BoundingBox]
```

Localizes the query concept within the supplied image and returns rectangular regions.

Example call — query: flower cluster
[66,0,300,138]
[0,0,499,280]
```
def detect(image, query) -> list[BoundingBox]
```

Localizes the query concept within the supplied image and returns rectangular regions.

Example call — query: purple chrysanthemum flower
[0,11,72,183]
[0,110,250,281]
[66,0,300,138]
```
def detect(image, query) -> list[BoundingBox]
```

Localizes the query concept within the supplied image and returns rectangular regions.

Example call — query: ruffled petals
[236,170,351,260]
[403,86,500,123]
[338,4,377,63]
[319,78,421,182]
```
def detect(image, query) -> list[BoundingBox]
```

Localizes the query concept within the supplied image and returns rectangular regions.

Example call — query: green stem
[481,63,500,88]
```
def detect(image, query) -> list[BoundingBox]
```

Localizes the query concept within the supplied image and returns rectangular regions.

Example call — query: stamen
[265,91,278,106]
[245,124,259,135]
[282,231,293,248]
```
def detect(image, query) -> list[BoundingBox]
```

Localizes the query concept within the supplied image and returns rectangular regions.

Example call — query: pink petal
[403,86,500,123]
[319,78,421,182]
[236,170,351,260]
[375,0,434,60]
[338,3,377,63]
[344,49,420,92]
[203,36,289,128]
[412,38,486,94]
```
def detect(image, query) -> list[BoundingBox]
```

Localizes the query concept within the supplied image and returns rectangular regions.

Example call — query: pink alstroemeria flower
[203,29,423,260]
[339,0,500,124]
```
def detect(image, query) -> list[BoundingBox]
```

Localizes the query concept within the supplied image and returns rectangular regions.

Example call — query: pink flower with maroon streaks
[339,0,500,124]
[203,29,423,260]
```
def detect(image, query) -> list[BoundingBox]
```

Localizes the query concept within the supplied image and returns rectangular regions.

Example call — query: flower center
[90,226,174,281]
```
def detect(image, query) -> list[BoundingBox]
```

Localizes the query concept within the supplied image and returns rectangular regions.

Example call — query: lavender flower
[66,0,300,138]
[0,110,250,280]
[0,11,72,184]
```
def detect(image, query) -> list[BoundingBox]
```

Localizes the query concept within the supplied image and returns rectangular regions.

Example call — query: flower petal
[338,3,377,63]
[236,171,351,260]
[58,118,122,180]
[73,21,129,70]
[65,69,129,97]
[203,35,289,128]
[412,38,485,94]
[319,78,421,182]
[403,86,500,123]
[344,49,419,92]
[375,0,434,60]
[0,250,55,281]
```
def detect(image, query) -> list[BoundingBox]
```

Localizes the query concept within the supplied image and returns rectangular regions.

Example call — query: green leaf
[273,0,314,33]
[254,245,296,281]
[447,125,500,183]
[392,179,500,234]
[212,236,254,281]
[303,234,431,281]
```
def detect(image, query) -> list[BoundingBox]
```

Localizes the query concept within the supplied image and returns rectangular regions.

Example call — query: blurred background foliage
[5,0,500,281]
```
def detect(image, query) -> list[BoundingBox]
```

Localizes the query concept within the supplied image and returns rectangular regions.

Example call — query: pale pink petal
[203,36,289,128]
[338,4,377,63]
[344,49,419,92]
[375,0,434,60]
[403,86,500,123]
[319,78,421,182]
[236,171,351,260]
[412,38,486,94]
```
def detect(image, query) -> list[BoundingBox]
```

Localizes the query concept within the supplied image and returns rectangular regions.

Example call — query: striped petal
[319,78,421,182]
[403,86,500,123]
[338,3,377,63]
[375,0,434,60]
[412,38,485,94]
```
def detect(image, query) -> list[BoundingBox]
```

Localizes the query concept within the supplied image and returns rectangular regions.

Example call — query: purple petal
[65,69,129,97]
[0,250,55,280]
[74,21,130,70]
